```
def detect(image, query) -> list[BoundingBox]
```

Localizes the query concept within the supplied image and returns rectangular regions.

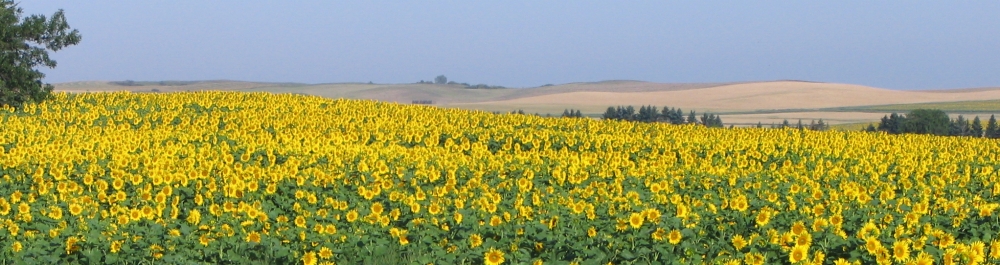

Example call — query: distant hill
[54,80,1000,126]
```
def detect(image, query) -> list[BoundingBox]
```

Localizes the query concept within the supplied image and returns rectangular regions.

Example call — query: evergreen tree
[756,122,763,128]
[700,113,711,126]
[866,124,877,132]
[950,115,969,136]
[562,109,570,117]
[817,119,826,131]
[574,110,582,118]
[972,116,983,137]
[986,115,999,138]
[796,119,804,130]
[675,109,684,124]
[781,119,790,128]
[687,111,697,124]
[603,107,617,120]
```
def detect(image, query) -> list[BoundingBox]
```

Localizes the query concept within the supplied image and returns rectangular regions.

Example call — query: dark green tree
[0,1,81,108]
[866,124,877,132]
[603,107,617,120]
[781,119,790,128]
[687,110,697,124]
[434,75,447,84]
[972,116,984,137]
[903,109,951,136]
[950,115,969,136]
[573,109,582,118]
[796,119,804,130]
[986,115,999,138]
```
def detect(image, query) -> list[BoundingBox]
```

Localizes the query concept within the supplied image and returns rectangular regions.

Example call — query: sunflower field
[0,91,998,264]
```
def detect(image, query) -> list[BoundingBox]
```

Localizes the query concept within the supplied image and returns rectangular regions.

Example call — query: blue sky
[19,1,1000,89]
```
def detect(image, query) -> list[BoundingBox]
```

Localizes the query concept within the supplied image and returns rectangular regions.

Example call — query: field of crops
[841,100,1000,113]
[0,92,999,264]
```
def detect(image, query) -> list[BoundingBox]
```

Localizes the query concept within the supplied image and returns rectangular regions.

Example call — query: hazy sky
[19,1,1000,89]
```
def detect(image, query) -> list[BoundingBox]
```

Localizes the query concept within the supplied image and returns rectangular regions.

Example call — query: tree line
[867,109,1000,138]
[754,119,828,131]
[598,105,725,127]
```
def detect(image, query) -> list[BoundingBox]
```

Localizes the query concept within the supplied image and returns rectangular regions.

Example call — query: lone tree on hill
[0,1,80,108]
[434,75,447,84]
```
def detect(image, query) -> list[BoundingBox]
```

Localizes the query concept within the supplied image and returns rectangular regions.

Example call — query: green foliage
[0,1,80,108]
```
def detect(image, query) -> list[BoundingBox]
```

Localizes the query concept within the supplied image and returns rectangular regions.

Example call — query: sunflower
[668,229,682,244]
[186,209,201,225]
[732,234,748,251]
[644,208,661,223]
[68,203,83,216]
[652,228,666,241]
[470,233,483,248]
[302,251,318,265]
[11,241,22,252]
[484,248,505,265]
[428,203,441,215]
[914,252,934,265]
[371,202,384,215]
[744,252,765,265]
[755,211,771,227]
[969,241,986,264]
[490,215,503,227]
[571,203,585,214]
[48,206,63,220]
[318,247,333,259]
[0,198,10,215]
[789,245,808,263]
[295,216,307,228]
[795,233,812,247]
[454,212,463,224]
[141,205,155,219]
[129,208,143,222]
[246,231,261,243]
[628,212,644,229]
[864,237,881,255]
[346,210,358,222]
[791,221,806,235]
[588,227,597,238]
[110,240,122,253]
[199,234,211,246]
[829,215,843,227]
[65,237,80,254]
[17,203,29,215]
[676,204,689,218]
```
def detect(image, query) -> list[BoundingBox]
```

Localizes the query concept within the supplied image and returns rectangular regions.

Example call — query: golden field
[0,91,998,264]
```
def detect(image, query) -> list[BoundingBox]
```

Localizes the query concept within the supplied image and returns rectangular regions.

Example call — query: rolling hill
[54,80,1000,127]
